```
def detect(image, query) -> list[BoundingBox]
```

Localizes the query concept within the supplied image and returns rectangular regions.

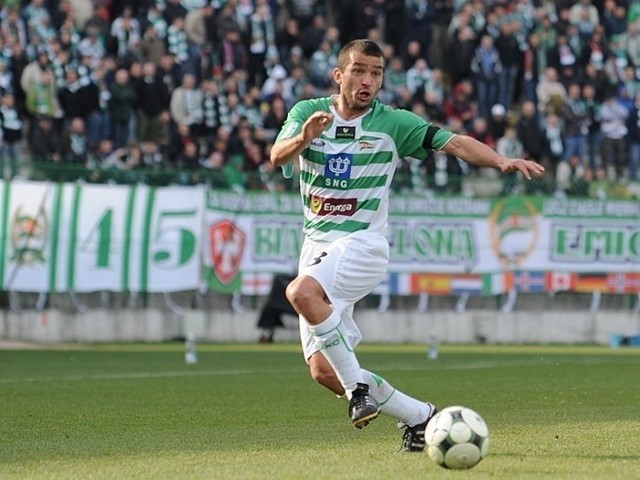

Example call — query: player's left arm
[440,134,545,180]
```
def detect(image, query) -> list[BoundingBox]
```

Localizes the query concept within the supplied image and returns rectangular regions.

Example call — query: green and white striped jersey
[276,96,455,243]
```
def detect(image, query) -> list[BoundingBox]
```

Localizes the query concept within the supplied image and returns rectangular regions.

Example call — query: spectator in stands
[174,138,202,185]
[468,116,495,151]
[57,68,93,127]
[444,15,476,87]
[2,7,27,48]
[443,80,476,132]
[521,31,543,105]
[406,57,432,100]
[300,14,327,59]
[561,83,589,167]
[496,125,525,195]
[157,52,181,98]
[243,139,268,190]
[471,34,501,120]
[517,100,547,166]
[246,0,277,88]
[142,5,167,41]
[496,18,522,112]
[163,0,188,27]
[556,153,588,197]
[110,5,140,63]
[61,116,88,164]
[277,19,301,63]
[139,25,166,67]
[167,15,190,73]
[30,114,61,163]
[201,78,230,140]
[108,67,137,149]
[25,69,59,121]
[77,24,105,70]
[536,67,567,118]
[309,38,336,91]
[626,91,640,181]
[20,51,50,99]
[220,28,249,76]
[85,64,111,152]
[543,111,565,176]
[0,92,23,179]
[488,103,508,140]
[170,72,203,139]
[582,83,602,171]
[262,95,287,142]
[101,141,143,184]
[136,62,170,144]
[597,90,629,180]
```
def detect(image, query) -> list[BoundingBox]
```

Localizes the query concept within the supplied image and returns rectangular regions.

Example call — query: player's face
[334,51,384,113]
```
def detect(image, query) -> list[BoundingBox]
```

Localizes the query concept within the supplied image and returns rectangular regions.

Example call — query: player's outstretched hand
[500,158,546,180]
[302,112,333,143]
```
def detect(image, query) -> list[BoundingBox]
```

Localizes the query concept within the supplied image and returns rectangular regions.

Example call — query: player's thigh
[299,232,389,308]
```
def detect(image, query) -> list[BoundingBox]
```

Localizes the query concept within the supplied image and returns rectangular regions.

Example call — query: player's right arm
[270,109,333,167]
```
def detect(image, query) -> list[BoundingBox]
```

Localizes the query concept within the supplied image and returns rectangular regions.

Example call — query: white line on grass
[1,356,631,384]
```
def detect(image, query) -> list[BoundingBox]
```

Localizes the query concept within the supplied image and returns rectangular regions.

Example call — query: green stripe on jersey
[282,96,453,242]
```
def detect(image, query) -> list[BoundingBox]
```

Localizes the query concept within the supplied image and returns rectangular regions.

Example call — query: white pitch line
[1,356,633,385]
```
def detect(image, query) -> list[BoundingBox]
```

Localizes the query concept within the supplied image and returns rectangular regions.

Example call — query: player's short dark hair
[337,39,385,70]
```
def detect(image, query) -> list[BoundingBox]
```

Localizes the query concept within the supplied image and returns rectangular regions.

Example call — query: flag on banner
[410,274,451,294]
[241,272,274,296]
[482,272,515,295]
[387,273,411,295]
[574,273,608,293]
[606,273,640,294]
[545,272,576,292]
[451,274,483,295]
[513,271,546,293]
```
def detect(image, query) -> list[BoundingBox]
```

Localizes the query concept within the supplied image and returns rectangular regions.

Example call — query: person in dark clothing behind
[30,115,62,181]
[0,92,23,179]
[495,18,523,111]
[109,68,137,149]
[517,100,550,193]
[135,61,170,144]
[257,273,297,343]
[57,68,95,126]
[517,100,547,164]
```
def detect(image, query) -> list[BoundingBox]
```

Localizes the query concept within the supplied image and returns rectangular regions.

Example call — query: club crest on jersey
[324,153,352,189]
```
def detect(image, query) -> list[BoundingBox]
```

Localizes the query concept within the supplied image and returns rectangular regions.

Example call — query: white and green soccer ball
[425,406,490,470]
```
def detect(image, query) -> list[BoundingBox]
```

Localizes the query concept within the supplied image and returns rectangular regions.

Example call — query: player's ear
[333,67,342,85]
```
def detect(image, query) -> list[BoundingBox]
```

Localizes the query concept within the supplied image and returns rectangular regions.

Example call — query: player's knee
[286,277,317,311]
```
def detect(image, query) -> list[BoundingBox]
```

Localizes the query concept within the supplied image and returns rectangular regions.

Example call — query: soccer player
[270,39,545,451]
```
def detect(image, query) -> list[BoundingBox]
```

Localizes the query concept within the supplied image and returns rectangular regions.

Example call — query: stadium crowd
[0,0,638,197]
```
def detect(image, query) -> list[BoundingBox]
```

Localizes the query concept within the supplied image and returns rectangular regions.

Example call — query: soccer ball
[425,405,490,469]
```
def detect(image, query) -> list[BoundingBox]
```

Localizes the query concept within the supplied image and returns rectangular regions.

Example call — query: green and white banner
[0,181,205,293]
[0,181,638,294]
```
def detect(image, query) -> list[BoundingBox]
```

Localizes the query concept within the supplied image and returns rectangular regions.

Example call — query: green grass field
[1,342,639,479]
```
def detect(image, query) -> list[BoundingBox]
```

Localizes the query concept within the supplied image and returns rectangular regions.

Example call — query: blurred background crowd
[0,0,639,198]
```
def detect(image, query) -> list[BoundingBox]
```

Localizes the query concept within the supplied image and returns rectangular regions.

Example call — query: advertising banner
[1,182,637,295]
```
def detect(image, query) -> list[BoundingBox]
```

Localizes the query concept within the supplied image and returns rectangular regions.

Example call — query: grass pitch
[1,342,639,479]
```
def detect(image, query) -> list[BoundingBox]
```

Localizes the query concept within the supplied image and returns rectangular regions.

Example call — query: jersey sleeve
[394,109,455,158]
[275,98,325,143]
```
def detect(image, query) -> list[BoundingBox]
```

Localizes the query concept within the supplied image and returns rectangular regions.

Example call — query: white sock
[361,369,432,427]
[308,310,364,396]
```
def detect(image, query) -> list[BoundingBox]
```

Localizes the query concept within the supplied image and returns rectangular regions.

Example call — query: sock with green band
[361,369,432,426]
[308,311,364,396]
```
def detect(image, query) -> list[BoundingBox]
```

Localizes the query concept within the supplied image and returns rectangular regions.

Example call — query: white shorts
[297,231,389,362]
